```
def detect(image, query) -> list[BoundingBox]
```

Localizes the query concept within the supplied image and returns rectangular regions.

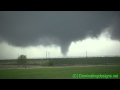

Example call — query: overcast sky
[0,11,120,59]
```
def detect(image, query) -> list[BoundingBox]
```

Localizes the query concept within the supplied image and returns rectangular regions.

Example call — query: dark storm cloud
[0,11,120,55]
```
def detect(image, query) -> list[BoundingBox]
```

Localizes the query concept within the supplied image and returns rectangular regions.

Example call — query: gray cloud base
[0,11,120,55]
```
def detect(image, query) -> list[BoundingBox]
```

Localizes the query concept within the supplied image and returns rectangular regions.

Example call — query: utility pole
[86,51,87,58]
[49,52,50,59]
[46,51,47,59]
[18,54,19,59]
[48,52,50,59]
[48,52,50,58]
[47,52,49,59]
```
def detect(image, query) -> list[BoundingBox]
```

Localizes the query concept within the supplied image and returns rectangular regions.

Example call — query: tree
[17,55,27,68]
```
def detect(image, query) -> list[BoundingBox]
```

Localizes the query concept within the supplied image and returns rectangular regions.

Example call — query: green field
[0,66,120,79]
[0,57,120,79]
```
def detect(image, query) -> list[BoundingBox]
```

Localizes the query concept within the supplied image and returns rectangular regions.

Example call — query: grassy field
[0,65,120,79]
[0,57,120,79]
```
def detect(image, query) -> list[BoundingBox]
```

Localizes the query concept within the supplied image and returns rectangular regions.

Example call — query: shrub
[48,60,54,66]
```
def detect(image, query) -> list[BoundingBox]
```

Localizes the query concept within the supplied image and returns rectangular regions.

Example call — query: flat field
[0,57,120,79]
